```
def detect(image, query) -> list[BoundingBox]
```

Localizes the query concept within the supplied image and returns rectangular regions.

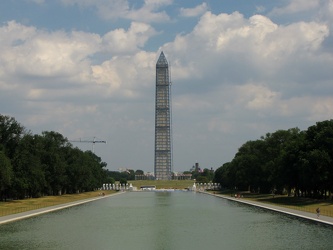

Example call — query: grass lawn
[222,191,333,218]
[0,190,116,217]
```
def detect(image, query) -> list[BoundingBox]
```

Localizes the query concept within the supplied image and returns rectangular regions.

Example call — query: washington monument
[154,52,172,180]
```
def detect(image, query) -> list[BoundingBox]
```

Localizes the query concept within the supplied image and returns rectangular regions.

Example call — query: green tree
[106,177,115,185]
[63,147,87,193]
[230,140,267,192]
[196,176,209,183]
[135,169,144,175]
[0,150,13,201]
[304,120,333,198]
[119,178,127,185]
[12,134,46,198]
[0,115,26,159]
[81,151,107,191]
[214,162,231,188]
[263,128,303,193]
[201,168,214,182]
[278,130,305,196]
[0,114,110,200]
[40,131,69,195]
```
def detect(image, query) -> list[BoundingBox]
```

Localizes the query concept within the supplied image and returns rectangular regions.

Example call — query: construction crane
[69,137,107,153]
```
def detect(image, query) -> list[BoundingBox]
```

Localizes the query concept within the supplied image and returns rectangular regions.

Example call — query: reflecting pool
[1,191,333,249]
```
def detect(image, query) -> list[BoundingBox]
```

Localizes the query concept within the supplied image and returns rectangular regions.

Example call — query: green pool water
[1,191,332,250]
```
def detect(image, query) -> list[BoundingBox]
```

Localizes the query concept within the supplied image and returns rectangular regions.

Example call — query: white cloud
[1,1,333,171]
[60,0,171,23]
[180,2,208,17]
[91,51,156,98]
[102,22,157,53]
[0,20,157,92]
[164,11,330,87]
[309,98,333,120]
[0,21,100,80]
[319,0,333,30]
[269,0,320,16]
[125,9,169,25]
[161,10,332,142]
[27,0,45,4]
[236,84,280,110]
[0,19,160,146]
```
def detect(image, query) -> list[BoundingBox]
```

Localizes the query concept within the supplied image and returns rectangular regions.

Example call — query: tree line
[0,114,109,201]
[183,168,214,183]
[214,120,333,199]
[105,169,144,184]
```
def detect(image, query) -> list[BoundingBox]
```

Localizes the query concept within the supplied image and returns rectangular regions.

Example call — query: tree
[0,114,26,159]
[305,149,331,198]
[196,176,209,183]
[218,128,306,194]
[214,162,231,188]
[201,168,214,182]
[127,169,135,180]
[135,169,144,175]
[304,120,333,198]
[40,131,69,195]
[0,115,109,200]
[12,134,46,198]
[63,147,87,193]
[0,150,13,201]
[106,177,115,185]
[106,169,134,181]
[279,131,305,196]
[119,178,127,185]
[230,140,268,192]
[80,151,108,191]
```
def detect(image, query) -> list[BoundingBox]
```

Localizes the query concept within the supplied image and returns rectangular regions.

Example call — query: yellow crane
[69,137,106,153]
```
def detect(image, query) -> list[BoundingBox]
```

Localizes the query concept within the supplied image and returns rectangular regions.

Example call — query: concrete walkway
[0,192,124,225]
[203,192,333,226]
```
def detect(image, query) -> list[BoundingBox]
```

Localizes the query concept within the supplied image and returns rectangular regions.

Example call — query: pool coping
[0,192,124,225]
[201,191,333,226]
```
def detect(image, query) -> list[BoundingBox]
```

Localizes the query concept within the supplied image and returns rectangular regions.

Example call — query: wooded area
[214,120,333,199]
[0,114,109,201]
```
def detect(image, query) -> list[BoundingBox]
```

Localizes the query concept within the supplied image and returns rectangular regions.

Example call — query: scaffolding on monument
[154,51,172,180]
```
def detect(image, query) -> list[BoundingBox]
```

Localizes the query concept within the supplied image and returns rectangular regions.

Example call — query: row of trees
[184,168,214,183]
[105,169,144,184]
[0,114,109,201]
[214,120,333,199]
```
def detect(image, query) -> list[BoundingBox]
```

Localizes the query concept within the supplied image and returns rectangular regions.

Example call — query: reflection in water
[1,191,333,250]
[153,192,173,249]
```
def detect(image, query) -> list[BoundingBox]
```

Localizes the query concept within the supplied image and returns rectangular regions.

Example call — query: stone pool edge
[0,192,125,225]
[200,191,333,227]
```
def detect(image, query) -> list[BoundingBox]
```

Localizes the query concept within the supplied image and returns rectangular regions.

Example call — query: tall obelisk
[154,52,172,180]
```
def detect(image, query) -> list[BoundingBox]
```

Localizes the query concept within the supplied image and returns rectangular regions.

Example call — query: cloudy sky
[1,0,332,173]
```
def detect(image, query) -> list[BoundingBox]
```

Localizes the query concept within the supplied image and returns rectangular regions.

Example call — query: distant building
[173,172,192,180]
[190,162,201,172]
[135,172,155,180]
[154,52,172,180]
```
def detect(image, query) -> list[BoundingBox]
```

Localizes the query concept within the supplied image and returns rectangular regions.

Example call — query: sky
[0,0,332,173]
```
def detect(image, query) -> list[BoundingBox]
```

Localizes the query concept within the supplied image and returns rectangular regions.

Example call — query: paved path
[0,192,124,225]
[203,192,333,226]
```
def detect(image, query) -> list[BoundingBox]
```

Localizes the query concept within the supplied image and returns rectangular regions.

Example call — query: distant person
[316,207,320,218]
